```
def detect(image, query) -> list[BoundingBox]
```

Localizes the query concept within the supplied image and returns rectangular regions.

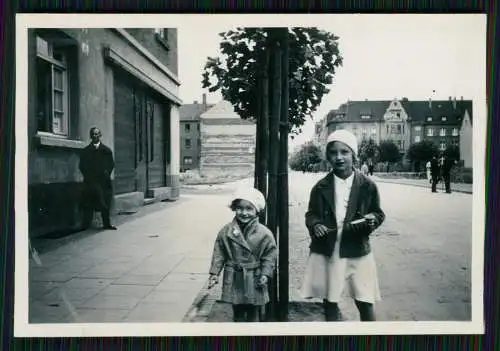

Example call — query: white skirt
[301,241,381,304]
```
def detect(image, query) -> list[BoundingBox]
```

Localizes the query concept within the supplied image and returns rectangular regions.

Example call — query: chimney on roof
[428,98,432,109]
[194,100,198,104]
[452,96,457,109]
[202,93,208,111]
[461,96,463,100]
[449,96,452,100]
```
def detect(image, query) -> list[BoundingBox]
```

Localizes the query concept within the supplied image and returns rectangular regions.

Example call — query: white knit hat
[231,187,266,212]
[326,129,358,156]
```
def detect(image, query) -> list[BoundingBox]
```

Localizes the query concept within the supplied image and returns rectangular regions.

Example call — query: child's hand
[208,274,218,289]
[256,275,268,288]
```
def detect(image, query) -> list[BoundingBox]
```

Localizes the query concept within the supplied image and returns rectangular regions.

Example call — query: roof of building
[327,98,473,126]
[179,103,214,121]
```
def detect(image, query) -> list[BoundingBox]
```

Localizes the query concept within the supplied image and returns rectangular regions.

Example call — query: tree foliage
[378,140,402,170]
[289,142,323,172]
[444,145,460,161]
[406,140,439,164]
[358,137,379,163]
[202,27,343,136]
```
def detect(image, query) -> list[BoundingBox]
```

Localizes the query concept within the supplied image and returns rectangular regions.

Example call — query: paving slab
[81,295,142,310]
[37,287,104,309]
[71,308,130,323]
[112,273,169,286]
[63,277,115,290]
[98,284,155,298]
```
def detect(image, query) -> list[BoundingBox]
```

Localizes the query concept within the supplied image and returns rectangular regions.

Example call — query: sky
[176,14,486,151]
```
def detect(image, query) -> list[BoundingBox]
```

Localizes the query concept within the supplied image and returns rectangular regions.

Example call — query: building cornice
[109,28,180,86]
[103,46,182,105]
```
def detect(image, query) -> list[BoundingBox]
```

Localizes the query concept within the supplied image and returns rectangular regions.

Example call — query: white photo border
[15,13,486,337]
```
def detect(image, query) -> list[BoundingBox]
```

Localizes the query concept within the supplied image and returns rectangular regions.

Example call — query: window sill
[34,133,86,150]
[155,34,170,51]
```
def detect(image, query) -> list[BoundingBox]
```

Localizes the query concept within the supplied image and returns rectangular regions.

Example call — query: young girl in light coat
[208,187,278,322]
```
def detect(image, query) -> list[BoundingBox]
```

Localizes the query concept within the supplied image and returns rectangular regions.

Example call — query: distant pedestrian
[301,130,385,321]
[79,127,117,230]
[207,187,277,322]
[367,158,374,176]
[426,160,431,183]
[441,155,456,194]
[361,162,369,176]
[430,156,440,193]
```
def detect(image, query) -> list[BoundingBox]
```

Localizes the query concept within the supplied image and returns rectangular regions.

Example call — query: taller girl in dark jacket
[301,129,385,321]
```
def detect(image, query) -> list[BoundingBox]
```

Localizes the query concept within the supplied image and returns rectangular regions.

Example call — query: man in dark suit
[430,156,440,193]
[79,127,117,230]
[442,155,456,194]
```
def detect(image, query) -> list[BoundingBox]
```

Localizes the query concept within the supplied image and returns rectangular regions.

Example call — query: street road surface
[288,171,472,321]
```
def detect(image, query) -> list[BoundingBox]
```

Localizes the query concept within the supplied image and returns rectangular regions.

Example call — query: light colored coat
[209,217,277,306]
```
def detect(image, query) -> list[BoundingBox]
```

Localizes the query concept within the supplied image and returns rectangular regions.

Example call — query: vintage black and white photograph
[15,14,486,336]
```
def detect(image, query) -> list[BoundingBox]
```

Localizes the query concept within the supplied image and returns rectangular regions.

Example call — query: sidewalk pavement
[29,190,238,324]
[371,177,472,194]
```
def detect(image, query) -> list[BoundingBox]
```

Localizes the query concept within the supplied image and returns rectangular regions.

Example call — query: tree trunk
[266,28,281,322]
[257,40,270,224]
[254,75,261,189]
[277,27,289,322]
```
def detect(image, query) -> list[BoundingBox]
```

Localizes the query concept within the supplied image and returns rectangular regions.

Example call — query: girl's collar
[232,217,258,237]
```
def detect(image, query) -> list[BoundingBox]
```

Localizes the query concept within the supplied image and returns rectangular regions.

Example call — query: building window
[426,116,433,122]
[198,138,201,147]
[440,141,446,150]
[415,136,421,143]
[396,112,401,117]
[35,35,71,136]
[360,114,371,119]
[452,139,459,146]
[397,125,402,133]
[154,28,169,50]
[427,128,434,137]
[414,126,422,132]
[336,114,344,119]
[440,128,446,136]
[185,138,191,149]
[396,140,402,149]
[183,156,193,165]
[197,123,200,132]
[371,127,377,135]
[441,116,447,121]
[452,128,458,136]
[185,123,191,132]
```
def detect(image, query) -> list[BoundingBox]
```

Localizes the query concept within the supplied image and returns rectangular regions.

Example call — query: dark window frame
[154,28,170,51]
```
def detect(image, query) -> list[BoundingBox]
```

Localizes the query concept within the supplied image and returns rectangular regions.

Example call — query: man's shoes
[103,225,117,230]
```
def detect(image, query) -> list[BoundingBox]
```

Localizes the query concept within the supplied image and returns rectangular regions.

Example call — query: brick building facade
[28,28,181,238]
